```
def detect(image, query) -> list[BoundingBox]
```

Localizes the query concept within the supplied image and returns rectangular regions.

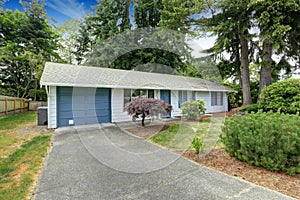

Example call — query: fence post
[20,99,22,112]
[14,98,16,113]
[5,98,8,115]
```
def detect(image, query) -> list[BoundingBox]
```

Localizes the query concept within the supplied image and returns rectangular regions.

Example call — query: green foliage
[56,19,81,64]
[239,104,259,113]
[259,79,300,114]
[181,99,206,120]
[192,136,202,154]
[226,82,259,109]
[159,0,203,35]
[222,111,300,175]
[0,1,60,100]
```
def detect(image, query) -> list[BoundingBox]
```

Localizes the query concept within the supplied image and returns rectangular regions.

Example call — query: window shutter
[192,91,196,100]
[211,92,215,106]
[221,92,223,106]
[178,91,182,108]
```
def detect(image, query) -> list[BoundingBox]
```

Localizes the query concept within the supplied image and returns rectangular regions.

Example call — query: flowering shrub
[125,98,172,126]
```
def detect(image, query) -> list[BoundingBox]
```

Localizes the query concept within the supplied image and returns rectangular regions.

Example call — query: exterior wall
[170,90,180,117]
[48,86,57,128]
[111,89,161,122]
[171,91,229,117]
[51,87,229,127]
[196,91,228,114]
[111,88,132,122]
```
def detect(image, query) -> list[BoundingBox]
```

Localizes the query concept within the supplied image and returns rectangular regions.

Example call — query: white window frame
[211,92,223,106]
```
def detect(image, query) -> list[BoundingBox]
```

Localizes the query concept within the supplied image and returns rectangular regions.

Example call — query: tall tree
[249,0,300,95]
[201,0,253,105]
[56,19,81,64]
[0,1,60,99]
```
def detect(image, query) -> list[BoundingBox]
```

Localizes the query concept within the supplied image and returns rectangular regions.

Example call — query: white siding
[200,91,228,113]
[112,89,169,122]
[111,88,132,122]
[172,91,229,115]
[170,90,180,116]
[48,86,57,128]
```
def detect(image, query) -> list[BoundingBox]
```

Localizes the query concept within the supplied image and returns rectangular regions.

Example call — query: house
[40,62,234,128]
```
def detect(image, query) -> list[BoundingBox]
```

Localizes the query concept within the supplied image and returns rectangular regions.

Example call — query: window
[192,91,196,101]
[178,90,188,108]
[124,89,131,105]
[132,89,147,100]
[124,89,155,107]
[148,90,154,98]
[211,92,223,106]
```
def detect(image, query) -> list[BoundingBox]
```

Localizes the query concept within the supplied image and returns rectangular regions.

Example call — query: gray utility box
[38,107,48,126]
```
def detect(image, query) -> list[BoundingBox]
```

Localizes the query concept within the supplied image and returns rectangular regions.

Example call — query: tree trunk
[239,34,252,105]
[258,39,272,97]
[34,78,37,101]
[142,114,145,127]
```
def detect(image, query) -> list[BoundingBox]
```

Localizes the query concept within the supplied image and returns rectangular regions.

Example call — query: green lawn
[0,113,37,130]
[149,118,224,150]
[0,113,53,200]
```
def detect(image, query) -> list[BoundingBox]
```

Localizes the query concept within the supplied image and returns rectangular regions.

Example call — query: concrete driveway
[34,124,295,200]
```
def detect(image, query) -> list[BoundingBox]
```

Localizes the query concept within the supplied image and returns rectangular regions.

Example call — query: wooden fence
[0,96,30,115]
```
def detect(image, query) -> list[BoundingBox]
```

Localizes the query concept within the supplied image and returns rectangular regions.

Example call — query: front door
[160,90,171,117]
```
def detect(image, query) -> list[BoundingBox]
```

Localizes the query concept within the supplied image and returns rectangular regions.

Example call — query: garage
[57,87,111,127]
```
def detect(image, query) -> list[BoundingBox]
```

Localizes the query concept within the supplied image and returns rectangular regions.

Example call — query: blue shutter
[178,91,182,108]
[221,92,224,106]
[192,91,196,100]
[211,92,215,106]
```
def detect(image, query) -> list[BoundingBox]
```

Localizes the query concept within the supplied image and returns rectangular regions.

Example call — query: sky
[3,0,98,24]
[2,0,215,51]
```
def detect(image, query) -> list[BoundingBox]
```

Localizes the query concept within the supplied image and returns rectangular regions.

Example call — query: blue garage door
[57,87,111,127]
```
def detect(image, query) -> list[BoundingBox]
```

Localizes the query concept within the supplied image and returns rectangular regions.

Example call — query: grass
[0,113,37,130]
[0,113,38,158]
[0,113,53,200]
[149,118,225,150]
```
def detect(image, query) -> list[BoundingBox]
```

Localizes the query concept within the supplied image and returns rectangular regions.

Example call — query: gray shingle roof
[40,62,234,92]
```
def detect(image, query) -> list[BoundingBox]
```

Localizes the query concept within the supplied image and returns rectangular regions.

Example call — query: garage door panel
[57,87,111,127]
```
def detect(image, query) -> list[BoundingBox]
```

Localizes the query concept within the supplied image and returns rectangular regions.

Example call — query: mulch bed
[177,149,300,200]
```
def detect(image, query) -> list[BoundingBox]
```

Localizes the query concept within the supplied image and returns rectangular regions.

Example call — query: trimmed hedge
[239,104,259,113]
[259,78,300,114]
[222,111,300,175]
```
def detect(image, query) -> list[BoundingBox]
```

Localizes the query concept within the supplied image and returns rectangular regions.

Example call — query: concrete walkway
[34,124,295,200]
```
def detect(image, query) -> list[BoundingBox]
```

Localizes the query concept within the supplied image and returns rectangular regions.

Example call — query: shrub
[125,98,172,126]
[239,104,260,113]
[221,111,300,175]
[192,136,203,154]
[181,99,206,120]
[259,78,300,114]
